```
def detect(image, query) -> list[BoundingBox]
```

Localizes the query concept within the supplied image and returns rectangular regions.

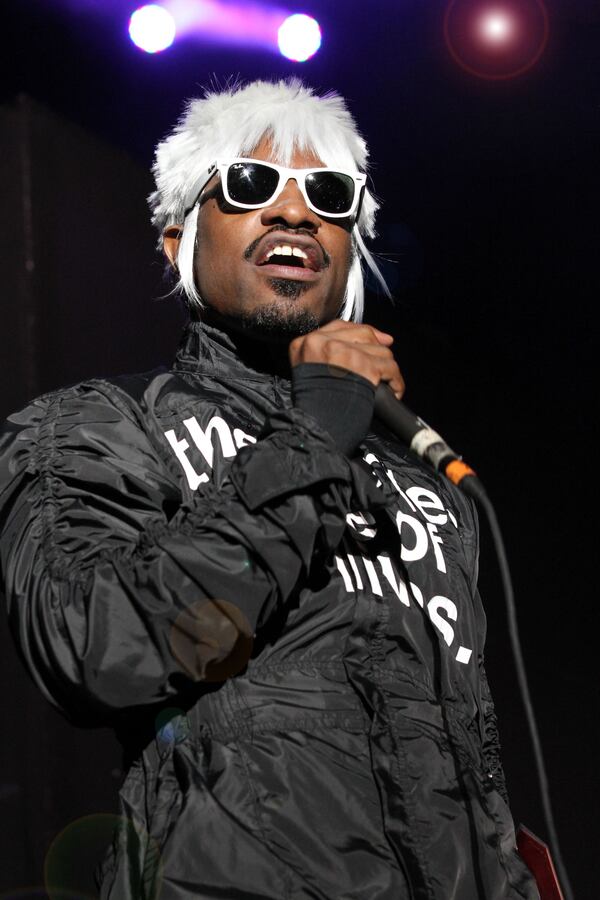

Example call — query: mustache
[243,226,331,268]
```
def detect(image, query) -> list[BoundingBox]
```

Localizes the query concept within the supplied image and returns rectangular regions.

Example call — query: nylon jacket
[0,321,539,900]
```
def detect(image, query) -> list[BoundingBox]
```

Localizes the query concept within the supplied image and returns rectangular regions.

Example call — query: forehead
[247,134,325,169]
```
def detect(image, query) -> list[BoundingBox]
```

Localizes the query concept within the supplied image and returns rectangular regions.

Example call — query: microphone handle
[373,383,485,499]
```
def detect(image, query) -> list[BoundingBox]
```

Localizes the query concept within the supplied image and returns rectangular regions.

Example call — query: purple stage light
[165,0,287,51]
[129,4,176,53]
[277,13,321,61]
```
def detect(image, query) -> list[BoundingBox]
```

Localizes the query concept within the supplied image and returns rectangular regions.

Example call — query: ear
[163,225,184,270]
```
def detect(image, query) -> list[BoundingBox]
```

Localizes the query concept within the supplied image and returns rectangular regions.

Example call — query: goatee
[232,283,319,339]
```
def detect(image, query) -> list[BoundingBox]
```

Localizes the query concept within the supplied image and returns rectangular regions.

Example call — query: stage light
[444,0,549,80]
[278,14,322,62]
[126,2,323,59]
[478,10,514,43]
[129,4,176,53]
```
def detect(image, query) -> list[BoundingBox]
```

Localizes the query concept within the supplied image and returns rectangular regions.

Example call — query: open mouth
[260,245,309,267]
[252,233,326,279]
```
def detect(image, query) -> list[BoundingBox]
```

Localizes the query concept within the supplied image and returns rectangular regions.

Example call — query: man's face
[190,137,354,338]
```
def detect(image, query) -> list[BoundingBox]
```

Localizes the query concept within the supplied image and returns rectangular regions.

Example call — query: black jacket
[0,321,538,899]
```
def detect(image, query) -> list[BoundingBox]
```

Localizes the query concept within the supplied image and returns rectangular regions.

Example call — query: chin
[203,279,339,339]
[238,299,321,339]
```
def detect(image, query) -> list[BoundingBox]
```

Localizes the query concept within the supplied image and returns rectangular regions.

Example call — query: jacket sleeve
[0,381,392,721]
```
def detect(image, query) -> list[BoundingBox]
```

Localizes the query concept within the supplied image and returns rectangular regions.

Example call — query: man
[0,79,538,898]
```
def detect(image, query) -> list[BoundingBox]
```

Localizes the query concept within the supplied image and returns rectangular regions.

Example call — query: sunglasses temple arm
[184,165,219,218]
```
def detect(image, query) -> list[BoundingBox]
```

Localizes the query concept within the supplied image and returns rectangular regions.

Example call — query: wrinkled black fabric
[291,362,375,456]
[0,320,539,900]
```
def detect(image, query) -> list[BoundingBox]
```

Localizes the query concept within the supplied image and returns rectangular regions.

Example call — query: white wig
[149,78,389,321]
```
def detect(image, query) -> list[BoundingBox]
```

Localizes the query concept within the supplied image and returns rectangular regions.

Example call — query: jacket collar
[173,319,292,384]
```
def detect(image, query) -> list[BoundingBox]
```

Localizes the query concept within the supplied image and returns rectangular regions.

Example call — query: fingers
[378,358,405,400]
[316,320,394,345]
[289,325,393,366]
[350,345,404,398]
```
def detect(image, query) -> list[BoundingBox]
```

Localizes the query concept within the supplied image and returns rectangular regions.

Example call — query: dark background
[0,0,597,896]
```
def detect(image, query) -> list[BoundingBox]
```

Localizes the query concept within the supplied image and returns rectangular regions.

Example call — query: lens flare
[444,0,549,80]
[128,4,176,53]
[479,10,514,43]
[278,14,322,62]
[170,599,253,682]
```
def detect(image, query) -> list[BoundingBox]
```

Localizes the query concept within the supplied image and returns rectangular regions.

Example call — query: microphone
[373,383,486,500]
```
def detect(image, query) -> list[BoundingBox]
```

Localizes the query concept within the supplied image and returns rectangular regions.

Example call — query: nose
[260,177,321,232]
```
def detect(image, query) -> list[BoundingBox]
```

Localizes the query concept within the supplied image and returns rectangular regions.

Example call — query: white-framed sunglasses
[184,158,367,220]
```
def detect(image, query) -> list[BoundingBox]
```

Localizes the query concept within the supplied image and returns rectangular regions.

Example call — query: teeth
[264,244,309,261]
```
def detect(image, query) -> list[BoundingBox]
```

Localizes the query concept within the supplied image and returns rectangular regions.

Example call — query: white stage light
[129,4,176,54]
[278,13,322,62]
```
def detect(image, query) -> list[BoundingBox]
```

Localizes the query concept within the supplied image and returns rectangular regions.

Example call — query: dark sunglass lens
[226,162,279,205]
[306,172,355,214]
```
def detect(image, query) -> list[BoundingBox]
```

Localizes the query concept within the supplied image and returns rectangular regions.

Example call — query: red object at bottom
[517,825,565,900]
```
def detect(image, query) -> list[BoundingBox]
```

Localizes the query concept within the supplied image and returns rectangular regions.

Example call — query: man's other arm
[0,381,391,723]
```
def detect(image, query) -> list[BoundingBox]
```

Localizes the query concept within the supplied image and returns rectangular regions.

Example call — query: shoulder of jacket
[33,366,168,414]
[1,368,176,448]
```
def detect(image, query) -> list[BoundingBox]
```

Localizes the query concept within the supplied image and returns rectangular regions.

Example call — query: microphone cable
[374,383,574,900]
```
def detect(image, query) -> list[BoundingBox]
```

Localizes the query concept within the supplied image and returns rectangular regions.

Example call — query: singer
[0,80,539,898]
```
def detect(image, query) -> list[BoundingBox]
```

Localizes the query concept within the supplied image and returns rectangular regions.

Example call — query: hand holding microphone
[289,320,405,457]
[290,319,482,496]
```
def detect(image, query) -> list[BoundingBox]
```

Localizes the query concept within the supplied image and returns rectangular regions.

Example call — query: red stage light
[444,0,549,80]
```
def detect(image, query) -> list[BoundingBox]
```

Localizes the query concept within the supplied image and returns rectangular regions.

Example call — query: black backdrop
[1,0,597,896]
